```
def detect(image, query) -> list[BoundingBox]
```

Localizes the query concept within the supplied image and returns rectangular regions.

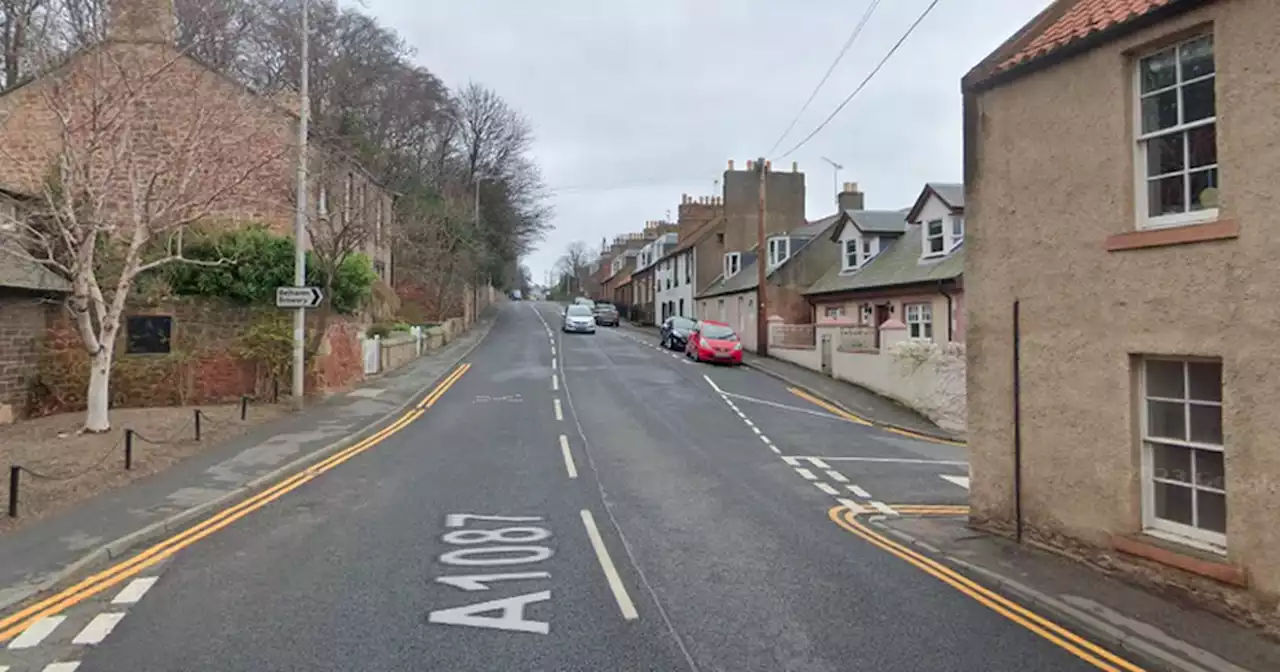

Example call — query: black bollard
[125,429,134,470]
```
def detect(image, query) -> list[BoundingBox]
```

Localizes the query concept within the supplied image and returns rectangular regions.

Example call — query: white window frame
[724,252,741,278]
[1133,35,1218,231]
[923,220,945,258]
[859,303,874,326]
[841,238,859,272]
[904,303,933,340]
[949,215,964,250]
[767,237,790,269]
[1139,356,1226,552]
[685,252,692,284]
[823,305,844,320]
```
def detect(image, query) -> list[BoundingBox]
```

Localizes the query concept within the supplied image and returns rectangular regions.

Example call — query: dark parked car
[593,302,620,327]
[660,316,697,351]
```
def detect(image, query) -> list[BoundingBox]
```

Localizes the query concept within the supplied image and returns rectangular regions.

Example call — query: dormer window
[767,237,790,269]
[724,252,741,278]
[842,240,858,272]
[949,215,964,250]
[841,234,880,272]
[923,219,945,258]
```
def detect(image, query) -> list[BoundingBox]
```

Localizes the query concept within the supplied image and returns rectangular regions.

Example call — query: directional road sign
[276,286,324,309]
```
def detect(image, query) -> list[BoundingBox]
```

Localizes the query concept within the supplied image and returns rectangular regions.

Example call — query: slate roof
[697,214,842,299]
[829,209,908,239]
[805,225,963,297]
[0,254,71,292]
[905,183,965,223]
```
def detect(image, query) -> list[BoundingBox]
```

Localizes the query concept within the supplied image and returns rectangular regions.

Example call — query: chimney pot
[746,160,753,171]
[728,160,735,170]
[791,161,797,172]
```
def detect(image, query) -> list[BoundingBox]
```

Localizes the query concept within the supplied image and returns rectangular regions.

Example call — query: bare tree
[556,241,594,297]
[0,44,288,432]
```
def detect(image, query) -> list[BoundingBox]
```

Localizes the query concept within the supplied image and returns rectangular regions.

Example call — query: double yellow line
[787,386,966,446]
[0,362,471,643]
[889,504,970,515]
[829,506,1144,672]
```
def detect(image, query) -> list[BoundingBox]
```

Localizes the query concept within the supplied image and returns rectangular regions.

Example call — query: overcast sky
[360,0,1052,285]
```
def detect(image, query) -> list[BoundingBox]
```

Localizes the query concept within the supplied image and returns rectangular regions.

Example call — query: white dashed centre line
[72,612,126,645]
[43,664,81,672]
[552,374,559,391]
[554,398,564,421]
[9,615,65,649]
[838,498,868,514]
[560,435,578,479]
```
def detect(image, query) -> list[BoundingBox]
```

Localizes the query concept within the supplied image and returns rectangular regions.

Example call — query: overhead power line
[767,0,882,156]
[777,0,943,160]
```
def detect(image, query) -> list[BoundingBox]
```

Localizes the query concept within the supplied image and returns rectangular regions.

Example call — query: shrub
[163,226,376,314]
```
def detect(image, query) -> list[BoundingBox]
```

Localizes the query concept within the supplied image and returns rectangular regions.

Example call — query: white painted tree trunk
[84,345,114,433]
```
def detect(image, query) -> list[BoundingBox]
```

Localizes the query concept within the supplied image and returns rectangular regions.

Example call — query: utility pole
[821,156,843,208]
[755,157,768,356]
[291,0,310,410]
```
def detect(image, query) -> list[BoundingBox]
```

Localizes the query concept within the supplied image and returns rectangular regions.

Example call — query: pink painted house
[804,183,965,345]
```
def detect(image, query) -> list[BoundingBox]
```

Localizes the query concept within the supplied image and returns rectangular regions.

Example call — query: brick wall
[0,291,53,418]
[33,298,365,415]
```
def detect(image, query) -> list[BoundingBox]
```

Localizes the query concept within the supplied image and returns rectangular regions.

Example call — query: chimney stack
[108,0,177,45]
[837,181,865,211]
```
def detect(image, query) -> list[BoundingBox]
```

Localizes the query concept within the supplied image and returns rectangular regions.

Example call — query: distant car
[685,320,743,365]
[562,304,597,334]
[660,316,696,351]
[592,302,620,327]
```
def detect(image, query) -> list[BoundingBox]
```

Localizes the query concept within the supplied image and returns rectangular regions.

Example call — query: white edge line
[782,456,800,466]
[8,615,66,649]
[43,664,82,672]
[560,435,578,478]
[580,509,639,620]
[870,501,898,515]
[790,456,969,466]
[111,576,159,605]
[838,498,868,514]
[71,612,126,645]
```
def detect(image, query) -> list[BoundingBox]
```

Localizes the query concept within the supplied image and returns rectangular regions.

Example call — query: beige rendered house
[965,0,1277,615]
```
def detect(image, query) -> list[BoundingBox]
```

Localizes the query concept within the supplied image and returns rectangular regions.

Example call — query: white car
[562,304,597,334]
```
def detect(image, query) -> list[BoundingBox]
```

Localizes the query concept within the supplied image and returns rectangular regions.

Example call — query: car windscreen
[669,317,695,331]
[700,324,737,340]
[595,304,616,311]
[567,305,593,317]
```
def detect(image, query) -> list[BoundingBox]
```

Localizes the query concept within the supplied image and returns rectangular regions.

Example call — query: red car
[685,320,743,365]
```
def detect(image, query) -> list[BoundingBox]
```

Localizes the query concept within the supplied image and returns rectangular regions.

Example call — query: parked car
[685,320,743,365]
[593,302,620,327]
[574,297,595,309]
[660,316,696,351]
[562,304,597,334]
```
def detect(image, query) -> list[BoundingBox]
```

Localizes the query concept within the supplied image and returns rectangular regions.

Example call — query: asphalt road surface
[41,302,1129,671]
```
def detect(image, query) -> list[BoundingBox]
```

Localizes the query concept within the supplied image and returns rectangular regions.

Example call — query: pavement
[0,301,1272,671]
[0,311,494,615]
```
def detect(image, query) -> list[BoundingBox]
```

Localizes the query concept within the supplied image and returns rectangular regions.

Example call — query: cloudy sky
[360,0,1052,285]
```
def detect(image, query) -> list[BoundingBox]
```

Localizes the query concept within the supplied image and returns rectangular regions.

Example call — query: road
[3,302,1137,671]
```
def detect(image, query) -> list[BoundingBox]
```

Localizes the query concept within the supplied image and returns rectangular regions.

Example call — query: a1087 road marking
[428,514,554,635]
